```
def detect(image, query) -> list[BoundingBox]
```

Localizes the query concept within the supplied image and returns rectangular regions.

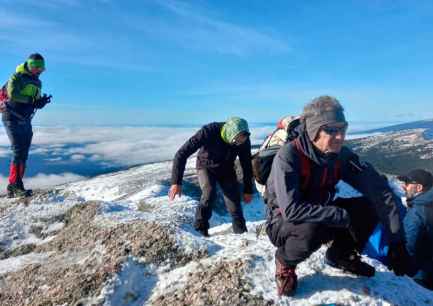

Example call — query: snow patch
[102,257,157,306]
[0,252,51,275]
[0,157,432,305]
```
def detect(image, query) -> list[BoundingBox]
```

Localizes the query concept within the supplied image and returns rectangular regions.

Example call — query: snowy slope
[0,159,432,305]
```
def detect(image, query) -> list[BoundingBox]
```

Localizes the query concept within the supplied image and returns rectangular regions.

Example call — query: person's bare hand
[168,184,182,201]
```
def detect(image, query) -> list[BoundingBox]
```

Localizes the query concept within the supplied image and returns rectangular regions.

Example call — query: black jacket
[266,131,403,243]
[171,122,253,193]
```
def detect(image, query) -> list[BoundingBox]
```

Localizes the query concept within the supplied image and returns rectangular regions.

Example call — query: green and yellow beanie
[220,117,250,144]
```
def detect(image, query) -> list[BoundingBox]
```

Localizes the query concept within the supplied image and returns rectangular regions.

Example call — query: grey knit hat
[302,96,347,141]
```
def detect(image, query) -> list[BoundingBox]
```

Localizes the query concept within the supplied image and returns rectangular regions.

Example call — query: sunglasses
[321,124,348,136]
[402,180,420,186]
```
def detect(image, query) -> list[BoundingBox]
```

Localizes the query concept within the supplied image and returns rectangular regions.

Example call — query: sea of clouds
[0,121,386,191]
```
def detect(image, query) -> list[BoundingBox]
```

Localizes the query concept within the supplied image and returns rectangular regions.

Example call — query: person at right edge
[2,53,51,198]
[265,96,409,296]
[398,169,433,290]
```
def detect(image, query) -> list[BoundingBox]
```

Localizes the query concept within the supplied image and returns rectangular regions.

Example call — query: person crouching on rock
[265,96,409,296]
[169,117,253,237]
[2,53,52,198]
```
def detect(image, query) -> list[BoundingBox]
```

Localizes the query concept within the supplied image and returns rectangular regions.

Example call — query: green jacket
[7,63,42,104]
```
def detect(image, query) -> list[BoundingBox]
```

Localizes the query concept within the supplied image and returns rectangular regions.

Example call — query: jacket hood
[15,63,31,75]
[409,187,433,207]
[220,117,250,144]
[295,124,339,166]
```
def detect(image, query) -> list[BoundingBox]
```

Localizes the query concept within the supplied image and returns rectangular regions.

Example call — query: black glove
[388,242,410,276]
[33,94,52,109]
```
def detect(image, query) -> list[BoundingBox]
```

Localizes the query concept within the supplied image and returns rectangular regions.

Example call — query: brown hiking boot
[275,258,297,296]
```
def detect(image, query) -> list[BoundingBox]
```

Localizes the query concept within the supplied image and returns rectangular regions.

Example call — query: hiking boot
[414,278,433,291]
[325,249,375,277]
[275,258,297,296]
[197,227,209,237]
[17,180,33,197]
[232,218,248,234]
[7,183,32,198]
[194,223,209,237]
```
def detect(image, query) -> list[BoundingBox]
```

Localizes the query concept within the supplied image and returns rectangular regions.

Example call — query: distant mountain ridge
[353,119,433,140]
[347,124,433,175]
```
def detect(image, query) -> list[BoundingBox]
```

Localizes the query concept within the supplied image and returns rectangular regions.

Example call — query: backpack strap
[320,167,328,189]
[292,138,342,193]
[292,139,311,191]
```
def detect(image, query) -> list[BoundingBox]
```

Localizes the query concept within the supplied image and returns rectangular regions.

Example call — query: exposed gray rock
[0,243,36,260]
[150,259,273,306]
[0,201,206,306]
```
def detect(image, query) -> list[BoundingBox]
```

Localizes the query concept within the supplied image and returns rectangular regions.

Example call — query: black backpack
[252,117,302,185]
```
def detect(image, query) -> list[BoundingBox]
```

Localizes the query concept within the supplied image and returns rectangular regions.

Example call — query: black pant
[267,197,378,266]
[2,113,33,164]
[194,168,247,233]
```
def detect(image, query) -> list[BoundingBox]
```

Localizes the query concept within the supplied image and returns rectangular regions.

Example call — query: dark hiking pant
[194,168,247,233]
[2,113,33,164]
[266,197,378,266]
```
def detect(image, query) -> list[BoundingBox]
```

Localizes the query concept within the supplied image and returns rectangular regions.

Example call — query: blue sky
[1,0,433,126]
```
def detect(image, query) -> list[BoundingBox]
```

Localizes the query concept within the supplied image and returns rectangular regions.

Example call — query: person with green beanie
[2,53,52,197]
[169,117,254,236]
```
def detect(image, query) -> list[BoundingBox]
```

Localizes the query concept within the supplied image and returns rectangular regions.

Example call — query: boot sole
[325,257,375,277]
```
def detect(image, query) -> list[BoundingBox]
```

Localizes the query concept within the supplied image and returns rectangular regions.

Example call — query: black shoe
[196,227,209,237]
[17,180,33,196]
[325,249,375,277]
[414,278,433,291]
[232,218,248,234]
[232,225,247,234]
[7,183,32,198]
[193,222,210,237]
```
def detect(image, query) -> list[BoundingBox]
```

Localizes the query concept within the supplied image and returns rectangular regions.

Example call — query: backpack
[252,116,301,185]
[0,83,9,113]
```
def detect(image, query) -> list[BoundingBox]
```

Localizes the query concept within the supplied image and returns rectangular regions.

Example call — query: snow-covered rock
[0,159,432,306]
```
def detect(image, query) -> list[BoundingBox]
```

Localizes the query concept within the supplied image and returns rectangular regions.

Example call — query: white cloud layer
[0,123,388,167]
[0,126,272,169]
[0,123,392,192]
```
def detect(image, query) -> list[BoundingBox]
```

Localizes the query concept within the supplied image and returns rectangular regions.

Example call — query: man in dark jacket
[399,169,433,290]
[2,53,52,197]
[265,96,409,296]
[169,117,253,237]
